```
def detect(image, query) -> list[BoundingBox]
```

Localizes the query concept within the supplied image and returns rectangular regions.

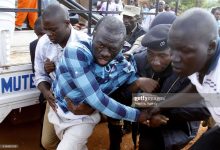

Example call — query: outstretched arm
[56,45,150,122]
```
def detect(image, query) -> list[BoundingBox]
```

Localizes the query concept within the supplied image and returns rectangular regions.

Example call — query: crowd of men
[28,1,220,150]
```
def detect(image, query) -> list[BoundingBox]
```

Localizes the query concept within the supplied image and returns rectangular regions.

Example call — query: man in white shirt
[98,0,118,16]
[34,4,89,150]
[151,8,220,150]
[141,0,165,31]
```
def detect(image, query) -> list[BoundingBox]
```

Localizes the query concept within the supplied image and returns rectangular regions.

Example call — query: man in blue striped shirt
[49,16,167,150]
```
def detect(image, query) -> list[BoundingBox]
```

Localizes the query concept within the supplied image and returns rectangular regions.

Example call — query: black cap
[141,24,171,51]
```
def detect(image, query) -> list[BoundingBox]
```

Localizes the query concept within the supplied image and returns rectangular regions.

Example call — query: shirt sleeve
[34,36,52,86]
[57,45,140,122]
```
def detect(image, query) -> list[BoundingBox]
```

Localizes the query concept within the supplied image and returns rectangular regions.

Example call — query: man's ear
[208,40,217,55]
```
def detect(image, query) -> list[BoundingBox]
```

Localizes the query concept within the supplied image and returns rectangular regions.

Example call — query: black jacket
[127,23,145,46]
[29,39,38,73]
[134,50,210,150]
[123,24,146,53]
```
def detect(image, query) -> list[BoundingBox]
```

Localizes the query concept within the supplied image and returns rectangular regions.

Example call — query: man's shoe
[15,26,22,30]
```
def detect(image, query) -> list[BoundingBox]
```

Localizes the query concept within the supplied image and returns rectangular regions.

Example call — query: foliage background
[149,0,220,14]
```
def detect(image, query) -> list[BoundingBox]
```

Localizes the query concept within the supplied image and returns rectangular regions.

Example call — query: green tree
[149,0,219,13]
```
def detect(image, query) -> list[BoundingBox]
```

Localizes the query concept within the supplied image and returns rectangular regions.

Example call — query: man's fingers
[65,97,72,104]
[48,94,55,100]
[158,118,168,125]
[65,97,77,110]
[45,63,55,67]
[45,64,55,70]
[142,120,150,126]
[161,117,169,124]
[152,81,159,90]
[48,100,57,112]
[47,93,56,109]
[160,115,169,121]
[156,115,169,125]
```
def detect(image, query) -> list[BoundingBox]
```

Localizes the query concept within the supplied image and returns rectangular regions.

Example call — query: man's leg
[27,0,38,29]
[138,124,165,150]
[15,0,29,28]
[190,126,220,150]
[57,123,96,150]
[41,103,60,150]
[108,118,123,150]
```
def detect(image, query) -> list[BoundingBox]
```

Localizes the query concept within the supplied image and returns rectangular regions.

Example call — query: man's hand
[128,77,159,93]
[136,77,159,93]
[149,114,169,128]
[44,58,55,74]
[138,110,152,123]
[123,52,132,60]
[137,106,162,124]
[65,97,95,115]
[43,90,57,112]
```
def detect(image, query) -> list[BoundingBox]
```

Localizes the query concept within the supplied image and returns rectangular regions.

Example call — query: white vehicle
[0,29,40,123]
[0,0,101,123]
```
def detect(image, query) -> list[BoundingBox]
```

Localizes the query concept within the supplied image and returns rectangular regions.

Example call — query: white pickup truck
[0,30,40,123]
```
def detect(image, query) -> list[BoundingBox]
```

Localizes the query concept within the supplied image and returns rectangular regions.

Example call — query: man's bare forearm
[37,81,51,94]
[127,80,139,93]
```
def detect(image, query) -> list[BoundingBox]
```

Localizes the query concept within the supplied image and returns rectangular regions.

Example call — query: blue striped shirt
[53,37,140,122]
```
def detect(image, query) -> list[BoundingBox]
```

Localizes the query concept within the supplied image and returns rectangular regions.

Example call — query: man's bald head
[42,4,70,22]
[168,8,219,77]
[94,16,126,41]
[41,4,71,46]
[169,8,218,44]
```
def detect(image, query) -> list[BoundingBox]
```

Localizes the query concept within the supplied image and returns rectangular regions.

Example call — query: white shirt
[188,57,220,126]
[34,26,89,86]
[34,27,99,139]
[141,9,165,32]
[98,1,117,16]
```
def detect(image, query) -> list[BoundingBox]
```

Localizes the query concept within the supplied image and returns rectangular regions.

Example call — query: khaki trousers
[41,103,60,150]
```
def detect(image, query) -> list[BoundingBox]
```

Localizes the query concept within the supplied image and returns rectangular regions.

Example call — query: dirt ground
[0,106,207,150]
[88,122,207,150]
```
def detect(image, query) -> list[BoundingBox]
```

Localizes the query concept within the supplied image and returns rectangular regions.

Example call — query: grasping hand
[148,114,169,127]
[65,97,95,115]
[44,58,55,74]
[43,90,57,112]
[136,77,159,93]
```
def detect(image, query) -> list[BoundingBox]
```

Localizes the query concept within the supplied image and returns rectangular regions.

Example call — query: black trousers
[190,126,220,150]
[139,124,165,150]
[108,119,123,150]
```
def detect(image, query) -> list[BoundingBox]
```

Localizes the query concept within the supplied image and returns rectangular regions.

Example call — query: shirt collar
[206,38,220,74]
[131,23,141,33]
